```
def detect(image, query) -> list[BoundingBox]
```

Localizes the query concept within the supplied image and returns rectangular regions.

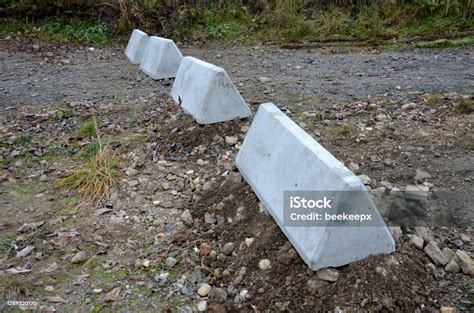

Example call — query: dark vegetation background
[0,0,473,45]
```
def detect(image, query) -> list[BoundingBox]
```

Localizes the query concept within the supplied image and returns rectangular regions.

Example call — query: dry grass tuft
[57,119,120,204]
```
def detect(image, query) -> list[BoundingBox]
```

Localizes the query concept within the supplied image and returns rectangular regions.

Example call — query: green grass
[412,36,474,48]
[78,120,97,138]
[0,17,108,45]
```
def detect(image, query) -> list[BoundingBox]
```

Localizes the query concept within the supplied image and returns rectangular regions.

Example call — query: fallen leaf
[39,262,58,273]
[46,296,66,303]
[95,208,113,216]
[16,245,35,258]
[104,287,121,302]
[6,266,31,275]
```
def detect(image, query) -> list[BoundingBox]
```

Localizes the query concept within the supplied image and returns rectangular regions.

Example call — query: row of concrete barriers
[125,29,395,271]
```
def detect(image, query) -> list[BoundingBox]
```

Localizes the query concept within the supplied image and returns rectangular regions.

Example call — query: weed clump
[78,120,97,138]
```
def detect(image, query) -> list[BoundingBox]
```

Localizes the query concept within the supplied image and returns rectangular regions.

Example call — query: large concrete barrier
[125,29,149,64]
[170,57,251,124]
[236,103,395,270]
[139,37,183,80]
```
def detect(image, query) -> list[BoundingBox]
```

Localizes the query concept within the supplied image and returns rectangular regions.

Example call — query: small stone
[209,287,227,303]
[71,251,87,263]
[165,257,177,268]
[142,259,151,268]
[197,300,208,312]
[45,286,54,292]
[161,182,170,190]
[93,288,102,293]
[197,283,212,297]
[225,136,238,146]
[358,174,372,185]
[440,307,456,313]
[222,243,235,255]
[347,162,359,173]
[200,243,212,256]
[125,168,138,176]
[180,210,193,226]
[317,268,339,282]
[259,259,271,270]
[40,174,48,182]
[455,250,474,275]
[424,242,449,266]
[196,159,204,166]
[442,247,456,261]
[460,234,471,243]
[205,213,216,224]
[415,226,435,242]
[409,235,424,249]
[445,260,460,273]
[244,238,254,247]
[414,168,432,182]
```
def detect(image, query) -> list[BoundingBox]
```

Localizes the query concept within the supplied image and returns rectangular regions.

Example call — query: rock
[455,250,474,275]
[125,168,138,176]
[225,172,242,184]
[415,226,435,242]
[358,174,372,185]
[317,268,339,282]
[440,307,456,313]
[409,235,424,249]
[165,257,177,268]
[347,162,359,173]
[307,278,329,290]
[209,287,227,303]
[442,247,456,261]
[142,259,151,268]
[445,260,460,273]
[71,251,87,263]
[45,286,54,292]
[197,283,212,297]
[222,243,235,255]
[404,185,429,201]
[277,245,297,265]
[225,136,238,146]
[414,168,432,182]
[197,300,208,312]
[424,242,449,266]
[204,213,216,224]
[244,238,254,247]
[259,259,271,270]
[196,159,204,166]
[200,243,212,256]
[460,234,471,243]
[180,210,193,226]
[389,226,403,242]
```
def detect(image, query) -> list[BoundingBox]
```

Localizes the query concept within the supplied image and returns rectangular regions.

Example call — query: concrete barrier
[236,103,395,270]
[139,36,183,80]
[170,57,251,124]
[125,29,149,64]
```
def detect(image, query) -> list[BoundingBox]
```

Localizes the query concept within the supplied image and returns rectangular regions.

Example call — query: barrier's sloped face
[170,57,251,124]
[139,36,183,80]
[125,29,149,64]
[235,103,395,270]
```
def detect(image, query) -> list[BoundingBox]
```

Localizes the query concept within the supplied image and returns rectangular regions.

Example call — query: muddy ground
[0,39,473,312]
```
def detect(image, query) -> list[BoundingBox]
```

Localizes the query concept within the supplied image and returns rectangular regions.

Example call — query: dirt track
[1,43,473,106]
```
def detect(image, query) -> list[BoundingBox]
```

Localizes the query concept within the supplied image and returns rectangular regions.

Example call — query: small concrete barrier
[170,57,251,124]
[139,36,183,80]
[236,103,395,270]
[125,29,149,64]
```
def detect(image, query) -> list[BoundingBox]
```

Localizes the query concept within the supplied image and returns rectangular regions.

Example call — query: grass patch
[57,145,120,204]
[57,120,120,204]
[457,99,474,114]
[412,36,474,48]
[78,120,97,138]
[0,17,109,45]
